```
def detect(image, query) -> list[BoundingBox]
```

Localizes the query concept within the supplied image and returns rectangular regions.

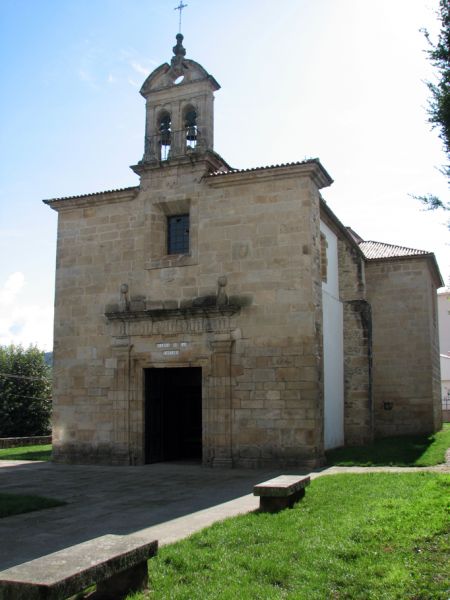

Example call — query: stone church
[45,35,443,467]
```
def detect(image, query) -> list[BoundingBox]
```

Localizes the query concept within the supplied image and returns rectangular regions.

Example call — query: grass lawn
[326,423,450,467]
[130,473,449,600]
[0,493,65,518]
[0,444,52,461]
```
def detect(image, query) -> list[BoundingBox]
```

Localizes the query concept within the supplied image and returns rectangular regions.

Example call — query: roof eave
[319,198,365,258]
[43,186,140,211]
[206,159,333,189]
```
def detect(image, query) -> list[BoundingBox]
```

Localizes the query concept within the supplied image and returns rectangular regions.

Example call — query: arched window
[184,107,197,149]
[158,111,171,160]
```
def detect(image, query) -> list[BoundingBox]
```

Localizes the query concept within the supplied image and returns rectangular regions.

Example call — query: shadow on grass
[326,424,450,467]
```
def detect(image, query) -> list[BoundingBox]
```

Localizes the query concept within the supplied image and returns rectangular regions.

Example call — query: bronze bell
[186,126,197,141]
[160,130,171,146]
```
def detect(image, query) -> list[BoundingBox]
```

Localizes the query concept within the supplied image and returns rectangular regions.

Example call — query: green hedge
[0,345,51,437]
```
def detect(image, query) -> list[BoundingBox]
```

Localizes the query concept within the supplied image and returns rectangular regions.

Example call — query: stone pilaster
[337,238,374,445]
[110,337,133,465]
[208,338,234,468]
[343,300,373,445]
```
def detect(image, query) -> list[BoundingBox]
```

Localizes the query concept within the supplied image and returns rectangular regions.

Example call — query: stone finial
[171,33,186,73]
[172,33,186,59]
[217,276,228,306]
[119,283,130,312]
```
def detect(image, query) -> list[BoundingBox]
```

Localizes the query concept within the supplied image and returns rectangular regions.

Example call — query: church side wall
[365,258,442,436]
[438,291,450,421]
[438,291,450,356]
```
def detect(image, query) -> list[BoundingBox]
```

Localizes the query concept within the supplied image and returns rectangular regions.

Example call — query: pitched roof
[357,239,443,287]
[345,227,364,244]
[43,186,139,204]
[358,240,430,260]
[208,158,332,180]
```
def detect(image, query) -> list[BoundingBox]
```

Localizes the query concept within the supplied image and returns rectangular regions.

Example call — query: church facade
[45,36,443,467]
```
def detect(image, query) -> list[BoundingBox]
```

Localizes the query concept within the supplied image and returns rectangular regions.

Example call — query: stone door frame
[123,334,235,467]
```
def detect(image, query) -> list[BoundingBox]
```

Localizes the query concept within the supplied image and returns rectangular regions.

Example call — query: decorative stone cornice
[105,304,242,322]
[206,159,333,189]
[131,149,230,177]
[107,274,251,325]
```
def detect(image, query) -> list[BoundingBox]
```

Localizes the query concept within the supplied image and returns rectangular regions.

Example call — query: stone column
[143,105,157,162]
[208,338,234,468]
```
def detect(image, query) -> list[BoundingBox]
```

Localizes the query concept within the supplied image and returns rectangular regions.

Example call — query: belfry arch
[183,104,198,149]
[157,110,172,160]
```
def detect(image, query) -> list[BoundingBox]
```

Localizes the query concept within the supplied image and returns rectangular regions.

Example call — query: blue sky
[0,0,448,350]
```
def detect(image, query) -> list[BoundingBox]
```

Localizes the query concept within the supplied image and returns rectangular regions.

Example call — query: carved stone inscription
[156,342,189,348]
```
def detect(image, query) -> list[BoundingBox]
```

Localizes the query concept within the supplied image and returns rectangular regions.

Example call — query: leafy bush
[0,345,51,437]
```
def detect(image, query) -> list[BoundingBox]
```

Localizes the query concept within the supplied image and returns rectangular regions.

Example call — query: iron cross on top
[174,1,188,33]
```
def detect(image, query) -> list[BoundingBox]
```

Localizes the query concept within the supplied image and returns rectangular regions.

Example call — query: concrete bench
[0,534,157,600]
[254,475,310,513]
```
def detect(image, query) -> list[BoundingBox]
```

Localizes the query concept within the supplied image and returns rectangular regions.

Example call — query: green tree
[417,0,450,214]
[0,345,52,437]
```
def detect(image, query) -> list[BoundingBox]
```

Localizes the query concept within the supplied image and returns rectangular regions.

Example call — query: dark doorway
[144,367,202,463]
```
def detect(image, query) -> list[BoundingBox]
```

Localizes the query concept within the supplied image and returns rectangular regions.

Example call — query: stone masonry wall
[51,161,327,467]
[365,257,442,437]
[52,190,140,464]
[189,166,324,468]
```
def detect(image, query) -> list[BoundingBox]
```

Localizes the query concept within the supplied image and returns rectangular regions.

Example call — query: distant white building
[438,289,450,420]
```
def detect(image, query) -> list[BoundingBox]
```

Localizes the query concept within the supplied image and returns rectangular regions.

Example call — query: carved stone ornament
[217,276,228,306]
[119,284,130,312]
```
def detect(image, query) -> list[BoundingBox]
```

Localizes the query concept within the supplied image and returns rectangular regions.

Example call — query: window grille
[167,214,189,254]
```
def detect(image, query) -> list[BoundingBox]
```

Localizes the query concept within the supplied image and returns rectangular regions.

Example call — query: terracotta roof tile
[359,240,430,260]
[208,158,322,177]
[43,186,139,204]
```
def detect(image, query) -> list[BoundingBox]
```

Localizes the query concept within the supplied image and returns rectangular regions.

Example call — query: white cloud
[119,48,135,60]
[78,68,93,82]
[0,273,53,350]
[78,68,100,90]
[107,73,116,84]
[121,48,156,65]
[128,78,139,88]
[0,272,25,306]
[130,61,150,76]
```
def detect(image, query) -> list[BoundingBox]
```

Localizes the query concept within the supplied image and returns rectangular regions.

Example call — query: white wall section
[320,221,344,450]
